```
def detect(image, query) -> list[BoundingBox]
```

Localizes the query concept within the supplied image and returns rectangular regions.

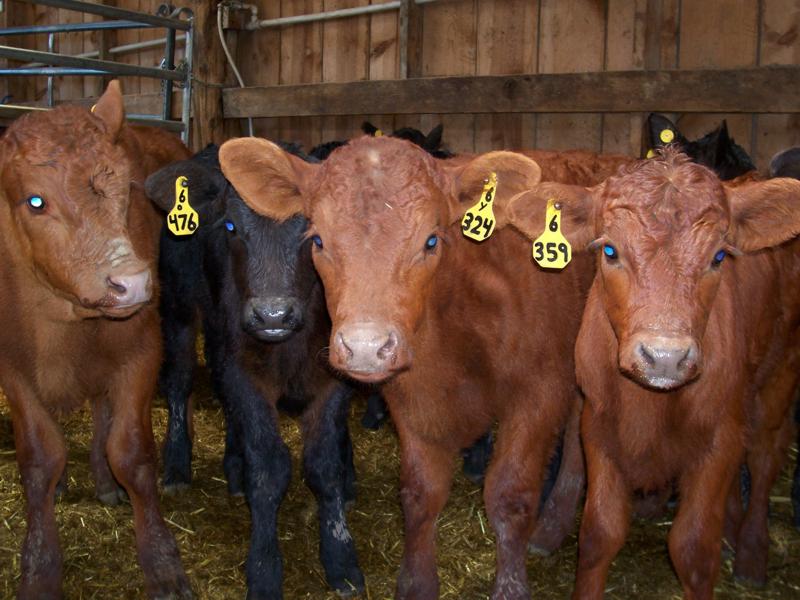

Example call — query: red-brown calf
[0,81,192,599]
[217,135,598,599]
[503,149,800,599]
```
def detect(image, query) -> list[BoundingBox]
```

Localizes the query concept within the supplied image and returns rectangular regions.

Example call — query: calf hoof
[163,469,192,494]
[733,572,767,589]
[360,410,386,430]
[163,481,191,496]
[330,568,365,598]
[97,485,129,506]
[227,479,245,498]
[147,570,193,600]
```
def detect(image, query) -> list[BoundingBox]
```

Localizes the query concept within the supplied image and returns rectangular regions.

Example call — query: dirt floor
[0,379,799,599]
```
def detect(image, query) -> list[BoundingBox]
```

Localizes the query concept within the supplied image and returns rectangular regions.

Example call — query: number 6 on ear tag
[167,176,199,236]
[532,199,571,269]
[461,172,497,242]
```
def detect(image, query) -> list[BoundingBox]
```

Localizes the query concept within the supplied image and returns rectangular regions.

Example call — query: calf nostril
[336,332,354,360]
[281,305,295,326]
[638,343,656,367]
[106,276,127,295]
[676,346,693,370]
[377,332,399,362]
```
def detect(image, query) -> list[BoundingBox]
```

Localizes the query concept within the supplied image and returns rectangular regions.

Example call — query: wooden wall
[235,0,800,170]
[3,0,799,170]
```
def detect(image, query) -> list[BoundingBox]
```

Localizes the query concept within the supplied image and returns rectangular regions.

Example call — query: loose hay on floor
[0,380,799,599]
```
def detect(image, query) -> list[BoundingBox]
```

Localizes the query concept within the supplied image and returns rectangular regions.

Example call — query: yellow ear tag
[461,172,497,242]
[374,129,384,137]
[90,104,96,113]
[167,176,199,236]
[646,149,655,158]
[532,199,571,270]
[659,129,675,144]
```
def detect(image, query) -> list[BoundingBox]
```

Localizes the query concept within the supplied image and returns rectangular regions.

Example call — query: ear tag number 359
[532,199,571,269]
[167,176,199,236]
[461,172,497,241]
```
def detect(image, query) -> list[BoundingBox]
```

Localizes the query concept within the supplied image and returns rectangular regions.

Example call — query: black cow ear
[424,124,444,150]
[647,113,679,149]
[145,160,218,212]
[361,121,379,136]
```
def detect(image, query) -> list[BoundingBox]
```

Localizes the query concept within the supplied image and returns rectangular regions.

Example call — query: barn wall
[3,0,799,169]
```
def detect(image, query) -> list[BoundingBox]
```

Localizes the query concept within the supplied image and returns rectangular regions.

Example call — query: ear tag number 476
[532,199,571,270]
[167,176,199,236]
[461,172,497,241]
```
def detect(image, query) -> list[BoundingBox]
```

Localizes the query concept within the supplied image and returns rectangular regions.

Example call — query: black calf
[147,144,363,598]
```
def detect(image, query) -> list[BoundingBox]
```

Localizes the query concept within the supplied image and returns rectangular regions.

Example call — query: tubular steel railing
[0,0,193,144]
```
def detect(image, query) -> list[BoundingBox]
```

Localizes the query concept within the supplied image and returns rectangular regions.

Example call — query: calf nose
[630,335,700,390]
[245,297,303,335]
[333,323,407,381]
[107,270,152,307]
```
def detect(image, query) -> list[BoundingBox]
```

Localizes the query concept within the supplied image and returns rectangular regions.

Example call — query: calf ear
[219,137,317,220]
[445,151,542,225]
[729,178,800,251]
[647,113,681,150]
[145,160,221,212]
[504,182,597,250]
[92,80,125,140]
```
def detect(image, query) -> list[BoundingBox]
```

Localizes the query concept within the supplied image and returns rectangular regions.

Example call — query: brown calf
[503,149,800,599]
[217,135,597,599]
[0,81,192,599]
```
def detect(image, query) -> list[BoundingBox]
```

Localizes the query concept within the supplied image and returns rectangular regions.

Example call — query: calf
[218,135,594,599]
[0,81,191,598]
[146,145,363,599]
[646,113,756,179]
[502,149,800,598]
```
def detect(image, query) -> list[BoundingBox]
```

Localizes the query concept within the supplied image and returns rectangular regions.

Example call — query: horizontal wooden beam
[222,66,800,118]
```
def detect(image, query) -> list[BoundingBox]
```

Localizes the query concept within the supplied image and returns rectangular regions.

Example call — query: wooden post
[189,0,227,151]
[399,0,422,78]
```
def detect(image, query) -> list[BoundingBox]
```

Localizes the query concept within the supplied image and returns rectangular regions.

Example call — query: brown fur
[220,135,598,600]
[506,149,800,599]
[0,81,192,599]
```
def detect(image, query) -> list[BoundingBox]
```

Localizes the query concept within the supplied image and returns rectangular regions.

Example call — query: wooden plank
[644,0,680,70]
[137,0,161,94]
[115,0,140,96]
[223,67,800,118]
[537,0,606,152]
[754,0,800,170]
[239,1,280,139]
[474,0,538,152]
[603,0,647,156]
[6,0,45,103]
[279,0,324,146]
[57,3,83,101]
[189,0,227,151]
[369,0,399,80]
[398,0,422,78]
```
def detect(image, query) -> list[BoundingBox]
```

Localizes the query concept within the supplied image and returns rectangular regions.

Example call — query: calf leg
[8,383,66,600]
[530,394,585,555]
[461,430,493,485]
[670,446,739,600]
[395,427,456,600]
[361,391,388,430]
[302,384,364,596]
[573,415,631,600]
[159,300,197,493]
[107,361,191,599]
[91,398,126,505]
[484,418,552,600]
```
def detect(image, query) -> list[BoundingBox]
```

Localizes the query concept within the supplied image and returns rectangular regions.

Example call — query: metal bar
[23,35,186,67]
[0,68,108,75]
[17,0,191,31]
[47,33,55,107]
[247,0,436,29]
[0,20,153,36]
[181,19,194,145]
[163,27,176,121]
[0,45,186,81]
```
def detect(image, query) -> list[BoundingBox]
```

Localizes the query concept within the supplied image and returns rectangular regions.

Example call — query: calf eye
[26,195,46,211]
[425,234,438,250]
[602,244,618,260]
[711,249,726,267]
[311,234,323,249]
[224,220,236,233]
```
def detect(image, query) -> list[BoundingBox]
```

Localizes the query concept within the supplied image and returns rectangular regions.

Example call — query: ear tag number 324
[461,172,497,241]
[532,199,571,269]
[167,176,199,236]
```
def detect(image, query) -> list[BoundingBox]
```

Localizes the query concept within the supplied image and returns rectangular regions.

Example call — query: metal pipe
[17,0,191,31]
[181,15,194,145]
[23,35,186,68]
[0,68,108,76]
[163,27,176,121]
[0,20,153,37]
[246,0,437,29]
[0,45,187,81]
[47,33,55,108]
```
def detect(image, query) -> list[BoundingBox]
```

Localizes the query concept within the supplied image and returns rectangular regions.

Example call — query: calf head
[220,136,540,382]
[0,80,153,318]
[503,149,800,391]
[647,113,756,180]
[145,145,318,342]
